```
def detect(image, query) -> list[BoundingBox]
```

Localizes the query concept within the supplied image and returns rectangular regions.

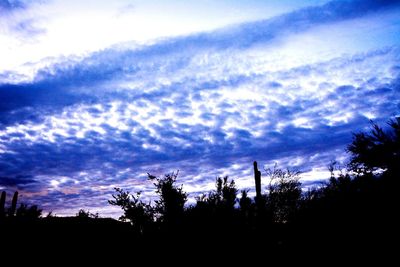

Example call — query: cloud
[114,3,135,17]
[5,0,398,85]
[0,0,46,42]
[0,0,24,12]
[0,175,37,187]
[1,47,398,177]
[0,0,399,216]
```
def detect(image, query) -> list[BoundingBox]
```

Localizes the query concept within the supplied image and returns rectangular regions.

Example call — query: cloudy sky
[0,0,399,216]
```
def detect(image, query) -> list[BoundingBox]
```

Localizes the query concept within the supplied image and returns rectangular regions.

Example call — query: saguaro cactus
[0,191,5,217]
[254,161,262,200]
[9,191,18,217]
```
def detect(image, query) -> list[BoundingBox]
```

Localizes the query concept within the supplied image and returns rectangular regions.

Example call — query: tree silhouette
[76,209,99,219]
[265,165,301,223]
[148,171,187,228]
[348,118,400,175]
[195,176,238,215]
[239,190,252,213]
[108,188,154,234]
[16,204,42,219]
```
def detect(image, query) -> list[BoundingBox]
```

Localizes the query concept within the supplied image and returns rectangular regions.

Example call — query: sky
[0,0,399,217]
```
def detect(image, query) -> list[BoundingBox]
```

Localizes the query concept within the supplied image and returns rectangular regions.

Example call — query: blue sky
[0,0,399,216]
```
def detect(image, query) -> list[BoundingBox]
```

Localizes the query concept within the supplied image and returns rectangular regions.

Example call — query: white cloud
[1,0,321,74]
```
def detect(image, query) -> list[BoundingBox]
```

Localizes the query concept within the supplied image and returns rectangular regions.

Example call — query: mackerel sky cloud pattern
[0,0,399,216]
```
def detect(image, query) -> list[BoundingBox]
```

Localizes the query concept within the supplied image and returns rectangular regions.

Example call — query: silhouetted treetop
[196,176,238,212]
[348,117,400,174]
[265,165,302,223]
[148,171,187,225]
[76,209,99,219]
[108,188,154,234]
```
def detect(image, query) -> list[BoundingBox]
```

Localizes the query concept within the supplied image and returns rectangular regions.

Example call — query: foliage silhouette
[0,190,43,220]
[108,188,154,234]
[76,209,98,219]
[239,190,252,213]
[148,171,187,228]
[200,176,238,210]
[265,165,302,223]
[16,203,42,219]
[348,118,400,175]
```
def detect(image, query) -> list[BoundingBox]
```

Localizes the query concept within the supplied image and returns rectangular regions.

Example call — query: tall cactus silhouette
[9,191,18,217]
[0,191,5,218]
[253,161,262,200]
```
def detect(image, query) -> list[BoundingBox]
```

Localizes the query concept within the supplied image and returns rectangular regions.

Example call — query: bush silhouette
[148,171,187,228]
[76,209,98,219]
[265,165,302,223]
[348,118,400,175]
[239,190,252,213]
[200,176,238,210]
[16,204,42,219]
[108,188,154,234]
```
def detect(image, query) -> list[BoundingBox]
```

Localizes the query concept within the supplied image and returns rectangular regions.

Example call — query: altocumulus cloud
[0,0,24,11]
[0,0,399,216]
[0,0,45,40]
